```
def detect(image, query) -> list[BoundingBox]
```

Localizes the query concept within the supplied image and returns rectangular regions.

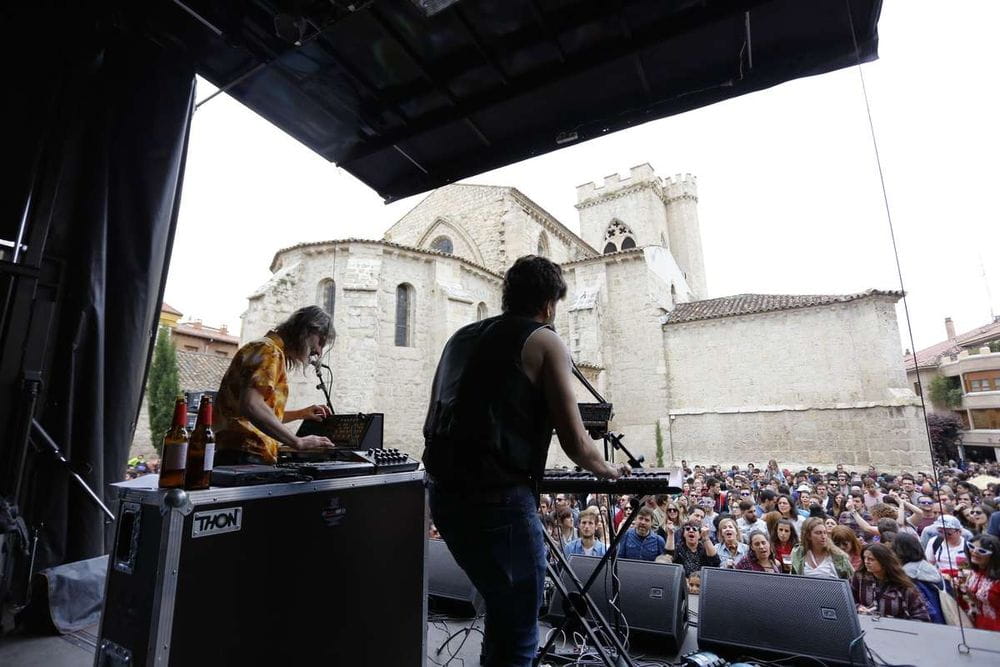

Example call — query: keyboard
[538,468,680,495]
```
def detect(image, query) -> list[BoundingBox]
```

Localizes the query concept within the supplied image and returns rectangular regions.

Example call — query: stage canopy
[141,0,882,202]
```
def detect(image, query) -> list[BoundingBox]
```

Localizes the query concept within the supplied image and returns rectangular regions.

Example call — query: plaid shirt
[850,572,930,622]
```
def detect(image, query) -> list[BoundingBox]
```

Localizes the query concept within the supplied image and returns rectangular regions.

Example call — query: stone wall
[663,296,931,470]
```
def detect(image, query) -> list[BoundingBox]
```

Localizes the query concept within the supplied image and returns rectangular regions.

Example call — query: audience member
[617,507,665,561]
[850,543,930,621]
[735,530,782,573]
[958,534,1000,632]
[791,517,853,580]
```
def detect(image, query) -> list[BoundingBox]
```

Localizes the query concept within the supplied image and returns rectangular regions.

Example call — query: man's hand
[599,463,632,480]
[295,434,334,450]
[296,404,332,422]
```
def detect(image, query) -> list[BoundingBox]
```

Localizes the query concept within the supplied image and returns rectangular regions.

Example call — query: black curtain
[4,10,195,570]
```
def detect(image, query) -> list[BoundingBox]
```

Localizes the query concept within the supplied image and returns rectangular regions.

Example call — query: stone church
[243,163,931,470]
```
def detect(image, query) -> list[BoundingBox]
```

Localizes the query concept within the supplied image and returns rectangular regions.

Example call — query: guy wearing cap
[924,515,968,578]
[794,484,813,517]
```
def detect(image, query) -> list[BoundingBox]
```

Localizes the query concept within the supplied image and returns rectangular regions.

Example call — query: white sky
[166,0,999,354]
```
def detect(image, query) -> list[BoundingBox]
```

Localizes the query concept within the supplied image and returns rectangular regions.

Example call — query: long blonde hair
[800,517,847,558]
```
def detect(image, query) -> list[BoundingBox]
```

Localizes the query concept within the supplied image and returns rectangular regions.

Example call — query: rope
[841,0,968,651]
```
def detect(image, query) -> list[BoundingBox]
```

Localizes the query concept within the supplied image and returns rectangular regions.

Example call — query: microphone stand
[570,362,644,468]
[312,362,335,415]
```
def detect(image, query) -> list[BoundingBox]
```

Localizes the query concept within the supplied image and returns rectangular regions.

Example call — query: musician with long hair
[215,306,335,465]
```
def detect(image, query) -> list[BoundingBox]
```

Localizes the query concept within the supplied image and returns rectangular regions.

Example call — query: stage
[3,606,999,667]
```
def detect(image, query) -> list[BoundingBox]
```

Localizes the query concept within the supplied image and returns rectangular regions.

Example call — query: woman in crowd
[831,525,864,571]
[663,518,720,577]
[830,492,847,519]
[765,459,787,484]
[770,519,798,571]
[791,517,854,579]
[824,516,839,534]
[957,505,992,536]
[552,506,576,546]
[716,517,748,568]
[776,494,804,537]
[735,530,782,573]
[958,534,1000,632]
[850,543,930,621]
[892,533,946,624]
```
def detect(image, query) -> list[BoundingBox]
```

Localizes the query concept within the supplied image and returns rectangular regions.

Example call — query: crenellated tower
[575,164,707,299]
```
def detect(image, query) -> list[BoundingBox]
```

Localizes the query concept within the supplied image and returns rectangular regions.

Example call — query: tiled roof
[161,302,182,316]
[904,318,1000,370]
[176,350,231,392]
[664,289,903,325]
[174,322,240,345]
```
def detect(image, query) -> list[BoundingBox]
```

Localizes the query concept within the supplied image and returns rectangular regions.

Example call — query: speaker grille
[698,567,865,665]
[548,556,686,643]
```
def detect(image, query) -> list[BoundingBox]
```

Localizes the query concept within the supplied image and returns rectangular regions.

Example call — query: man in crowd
[706,477,727,514]
[423,255,629,667]
[737,500,768,543]
[565,509,607,557]
[755,489,778,518]
[923,515,968,578]
[617,507,665,561]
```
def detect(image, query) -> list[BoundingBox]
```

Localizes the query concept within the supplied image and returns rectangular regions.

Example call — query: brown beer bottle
[185,395,215,490]
[158,396,189,489]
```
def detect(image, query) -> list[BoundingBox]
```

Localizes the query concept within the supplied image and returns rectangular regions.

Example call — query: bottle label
[203,443,215,471]
[163,443,188,471]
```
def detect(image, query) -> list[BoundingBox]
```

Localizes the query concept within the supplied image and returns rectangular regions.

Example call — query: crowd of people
[534,459,1000,632]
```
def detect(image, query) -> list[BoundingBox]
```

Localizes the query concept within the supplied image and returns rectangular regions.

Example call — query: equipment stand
[535,502,644,667]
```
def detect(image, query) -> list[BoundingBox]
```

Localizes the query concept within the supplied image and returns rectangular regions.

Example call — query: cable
[842,0,971,653]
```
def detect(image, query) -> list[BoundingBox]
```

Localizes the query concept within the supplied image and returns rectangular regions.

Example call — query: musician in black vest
[423,255,628,667]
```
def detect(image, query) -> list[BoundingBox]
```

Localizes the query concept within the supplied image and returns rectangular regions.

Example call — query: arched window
[430,235,454,254]
[536,232,549,257]
[317,279,336,317]
[395,283,414,347]
[603,219,635,253]
[477,302,488,321]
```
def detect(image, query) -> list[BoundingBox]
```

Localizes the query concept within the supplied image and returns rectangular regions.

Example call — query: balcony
[940,350,1000,376]
[962,391,1000,410]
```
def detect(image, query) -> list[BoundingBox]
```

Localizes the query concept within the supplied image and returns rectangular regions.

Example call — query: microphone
[309,355,331,372]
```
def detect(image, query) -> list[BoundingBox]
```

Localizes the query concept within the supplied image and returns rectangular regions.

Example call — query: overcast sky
[166,0,999,354]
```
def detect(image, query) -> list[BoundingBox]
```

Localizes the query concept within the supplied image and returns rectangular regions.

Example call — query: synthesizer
[279,448,420,477]
[538,468,680,495]
[277,459,375,479]
[295,413,384,449]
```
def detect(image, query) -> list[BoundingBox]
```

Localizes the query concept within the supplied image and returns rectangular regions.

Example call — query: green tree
[927,375,962,409]
[655,420,664,467]
[147,327,180,454]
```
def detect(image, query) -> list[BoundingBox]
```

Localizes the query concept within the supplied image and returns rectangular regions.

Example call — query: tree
[655,421,664,467]
[147,327,180,454]
[926,412,964,463]
[927,375,963,409]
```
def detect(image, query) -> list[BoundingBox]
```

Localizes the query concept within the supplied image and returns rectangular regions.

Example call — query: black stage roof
[140,0,882,202]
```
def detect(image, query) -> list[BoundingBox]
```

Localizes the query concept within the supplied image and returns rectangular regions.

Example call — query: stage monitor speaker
[427,538,483,617]
[548,555,687,647]
[698,567,867,666]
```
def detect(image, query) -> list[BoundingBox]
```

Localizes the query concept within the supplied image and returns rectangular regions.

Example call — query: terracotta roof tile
[176,350,232,392]
[161,302,182,316]
[173,322,240,345]
[904,319,1000,370]
[664,289,903,325]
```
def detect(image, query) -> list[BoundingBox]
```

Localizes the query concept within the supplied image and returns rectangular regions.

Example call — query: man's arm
[528,328,625,480]
[239,387,332,450]
[283,405,332,423]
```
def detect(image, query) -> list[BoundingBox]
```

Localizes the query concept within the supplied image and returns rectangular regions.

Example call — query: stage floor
[1,611,999,667]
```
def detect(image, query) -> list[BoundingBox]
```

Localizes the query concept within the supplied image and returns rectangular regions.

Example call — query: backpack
[913,579,946,624]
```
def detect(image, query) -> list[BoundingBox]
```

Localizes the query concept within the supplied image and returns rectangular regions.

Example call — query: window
[317,279,336,317]
[966,371,1000,392]
[970,409,1000,430]
[913,382,920,395]
[395,283,414,346]
[537,232,549,257]
[603,219,635,254]
[184,345,198,352]
[430,236,454,254]
[477,302,488,321]
[216,350,229,357]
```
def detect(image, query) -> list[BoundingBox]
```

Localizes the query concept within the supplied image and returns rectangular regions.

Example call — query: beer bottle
[159,396,189,489]
[185,395,216,490]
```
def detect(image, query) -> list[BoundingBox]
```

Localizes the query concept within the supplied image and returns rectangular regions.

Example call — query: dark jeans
[429,483,546,667]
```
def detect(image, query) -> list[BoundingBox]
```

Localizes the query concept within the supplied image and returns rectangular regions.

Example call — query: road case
[95,470,427,666]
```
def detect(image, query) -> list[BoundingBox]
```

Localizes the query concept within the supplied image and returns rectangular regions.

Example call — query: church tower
[575,164,707,299]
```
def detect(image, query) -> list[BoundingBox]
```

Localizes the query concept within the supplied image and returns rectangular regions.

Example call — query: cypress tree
[147,326,180,454]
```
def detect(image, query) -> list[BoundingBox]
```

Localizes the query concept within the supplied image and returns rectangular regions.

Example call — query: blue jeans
[429,484,546,667]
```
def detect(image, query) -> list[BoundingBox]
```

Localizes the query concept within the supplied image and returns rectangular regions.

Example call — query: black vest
[422,314,553,490]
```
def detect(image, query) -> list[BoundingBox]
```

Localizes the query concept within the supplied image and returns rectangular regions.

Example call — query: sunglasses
[969,545,994,557]
[740,491,752,496]
[667,508,679,513]
[683,525,700,533]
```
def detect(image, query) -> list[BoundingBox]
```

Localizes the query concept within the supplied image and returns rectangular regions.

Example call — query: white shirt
[802,551,838,579]
[736,517,768,543]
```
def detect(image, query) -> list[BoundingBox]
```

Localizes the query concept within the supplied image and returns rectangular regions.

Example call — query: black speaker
[698,567,867,666]
[427,538,483,617]
[548,556,687,647]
